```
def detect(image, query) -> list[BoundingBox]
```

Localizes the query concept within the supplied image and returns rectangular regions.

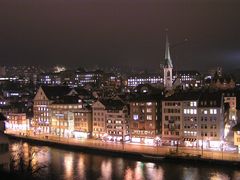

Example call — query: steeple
[164,33,173,68]
[163,30,173,90]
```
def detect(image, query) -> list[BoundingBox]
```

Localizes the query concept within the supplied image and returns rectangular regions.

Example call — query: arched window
[167,71,170,77]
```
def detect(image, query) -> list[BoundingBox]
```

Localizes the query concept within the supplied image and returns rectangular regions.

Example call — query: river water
[7,140,240,180]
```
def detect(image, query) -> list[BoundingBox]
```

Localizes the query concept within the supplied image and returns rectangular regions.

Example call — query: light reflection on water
[8,141,240,180]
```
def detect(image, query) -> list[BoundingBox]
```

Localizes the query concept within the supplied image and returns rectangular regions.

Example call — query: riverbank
[6,133,240,167]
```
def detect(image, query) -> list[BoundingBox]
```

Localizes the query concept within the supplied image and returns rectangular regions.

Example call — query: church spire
[164,32,173,68]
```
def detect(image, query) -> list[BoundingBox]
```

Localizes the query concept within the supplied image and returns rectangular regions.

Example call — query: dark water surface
[8,140,240,180]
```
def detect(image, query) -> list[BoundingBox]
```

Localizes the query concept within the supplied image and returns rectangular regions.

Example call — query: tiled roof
[52,95,80,104]
[41,86,72,100]
[163,91,201,101]
[99,99,125,110]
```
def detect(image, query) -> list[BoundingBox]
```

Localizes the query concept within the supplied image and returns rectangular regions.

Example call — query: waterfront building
[232,123,240,153]
[129,94,162,144]
[162,95,183,146]
[162,91,224,148]
[33,86,72,134]
[50,96,92,139]
[92,99,129,141]
[197,92,224,148]
[5,113,29,135]
[92,100,106,139]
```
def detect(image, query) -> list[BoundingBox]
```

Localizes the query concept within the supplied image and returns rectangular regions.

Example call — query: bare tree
[10,141,48,179]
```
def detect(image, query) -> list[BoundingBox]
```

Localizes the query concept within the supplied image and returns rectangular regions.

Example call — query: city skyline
[0,0,240,71]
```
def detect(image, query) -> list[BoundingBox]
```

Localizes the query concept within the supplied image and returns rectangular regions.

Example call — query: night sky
[0,0,240,71]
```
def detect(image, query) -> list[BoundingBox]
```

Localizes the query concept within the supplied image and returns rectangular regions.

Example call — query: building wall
[92,101,106,138]
[105,108,129,141]
[162,101,182,144]
[234,131,240,146]
[182,101,198,146]
[33,87,51,134]
[197,107,224,148]
[130,101,159,144]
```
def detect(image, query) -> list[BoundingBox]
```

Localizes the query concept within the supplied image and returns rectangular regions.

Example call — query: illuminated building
[38,73,62,85]
[33,86,72,134]
[129,94,162,144]
[127,74,163,87]
[162,98,183,145]
[198,92,224,148]
[74,69,104,87]
[162,91,224,148]
[92,99,129,141]
[173,70,202,88]
[5,113,28,131]
[232,123,240,153]
[51,96,92,139]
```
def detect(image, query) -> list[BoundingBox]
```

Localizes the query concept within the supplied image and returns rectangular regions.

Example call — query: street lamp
[201,134,204,157]
[221,140,224,160]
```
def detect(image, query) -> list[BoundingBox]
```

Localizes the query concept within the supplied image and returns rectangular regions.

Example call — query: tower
[163,33,173,90]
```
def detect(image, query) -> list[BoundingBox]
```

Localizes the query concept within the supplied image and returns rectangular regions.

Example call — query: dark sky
[0,0,240,71]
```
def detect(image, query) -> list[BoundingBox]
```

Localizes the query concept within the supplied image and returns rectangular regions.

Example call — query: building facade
[129,95,162,144]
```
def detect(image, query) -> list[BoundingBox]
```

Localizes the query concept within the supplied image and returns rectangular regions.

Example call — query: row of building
[5,85,240,150]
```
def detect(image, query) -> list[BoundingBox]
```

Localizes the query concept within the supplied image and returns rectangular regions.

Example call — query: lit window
[184,109,187,114]
[133,115,139,120]
[190,109,193,114]
[146,102,152,106]
[147,115,152,120]
[193,109,197,114]
[147,108,152,113]
[214,109,217,114]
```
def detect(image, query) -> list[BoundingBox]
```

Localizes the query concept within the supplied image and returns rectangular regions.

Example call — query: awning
[184,138,197,142]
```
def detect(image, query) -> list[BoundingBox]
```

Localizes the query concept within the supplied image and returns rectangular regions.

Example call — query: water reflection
[210,173,230,180]
[78,155,86,180]
[146,163,164,180]
[7,141,240,180]
[182,167,198,180]
[100,160,112,180]
[64,153,73,180]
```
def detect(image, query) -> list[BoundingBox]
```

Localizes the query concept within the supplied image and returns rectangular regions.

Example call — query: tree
[10,141,48,179]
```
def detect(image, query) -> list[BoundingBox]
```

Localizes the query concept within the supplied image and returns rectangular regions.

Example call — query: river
[7,140,240,180]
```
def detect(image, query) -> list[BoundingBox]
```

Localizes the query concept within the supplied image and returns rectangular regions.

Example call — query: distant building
[38,73,62,85]
[127,74,163,87]
[163,34,173,90]
[74,69,104,87]
[173,70,202,88]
